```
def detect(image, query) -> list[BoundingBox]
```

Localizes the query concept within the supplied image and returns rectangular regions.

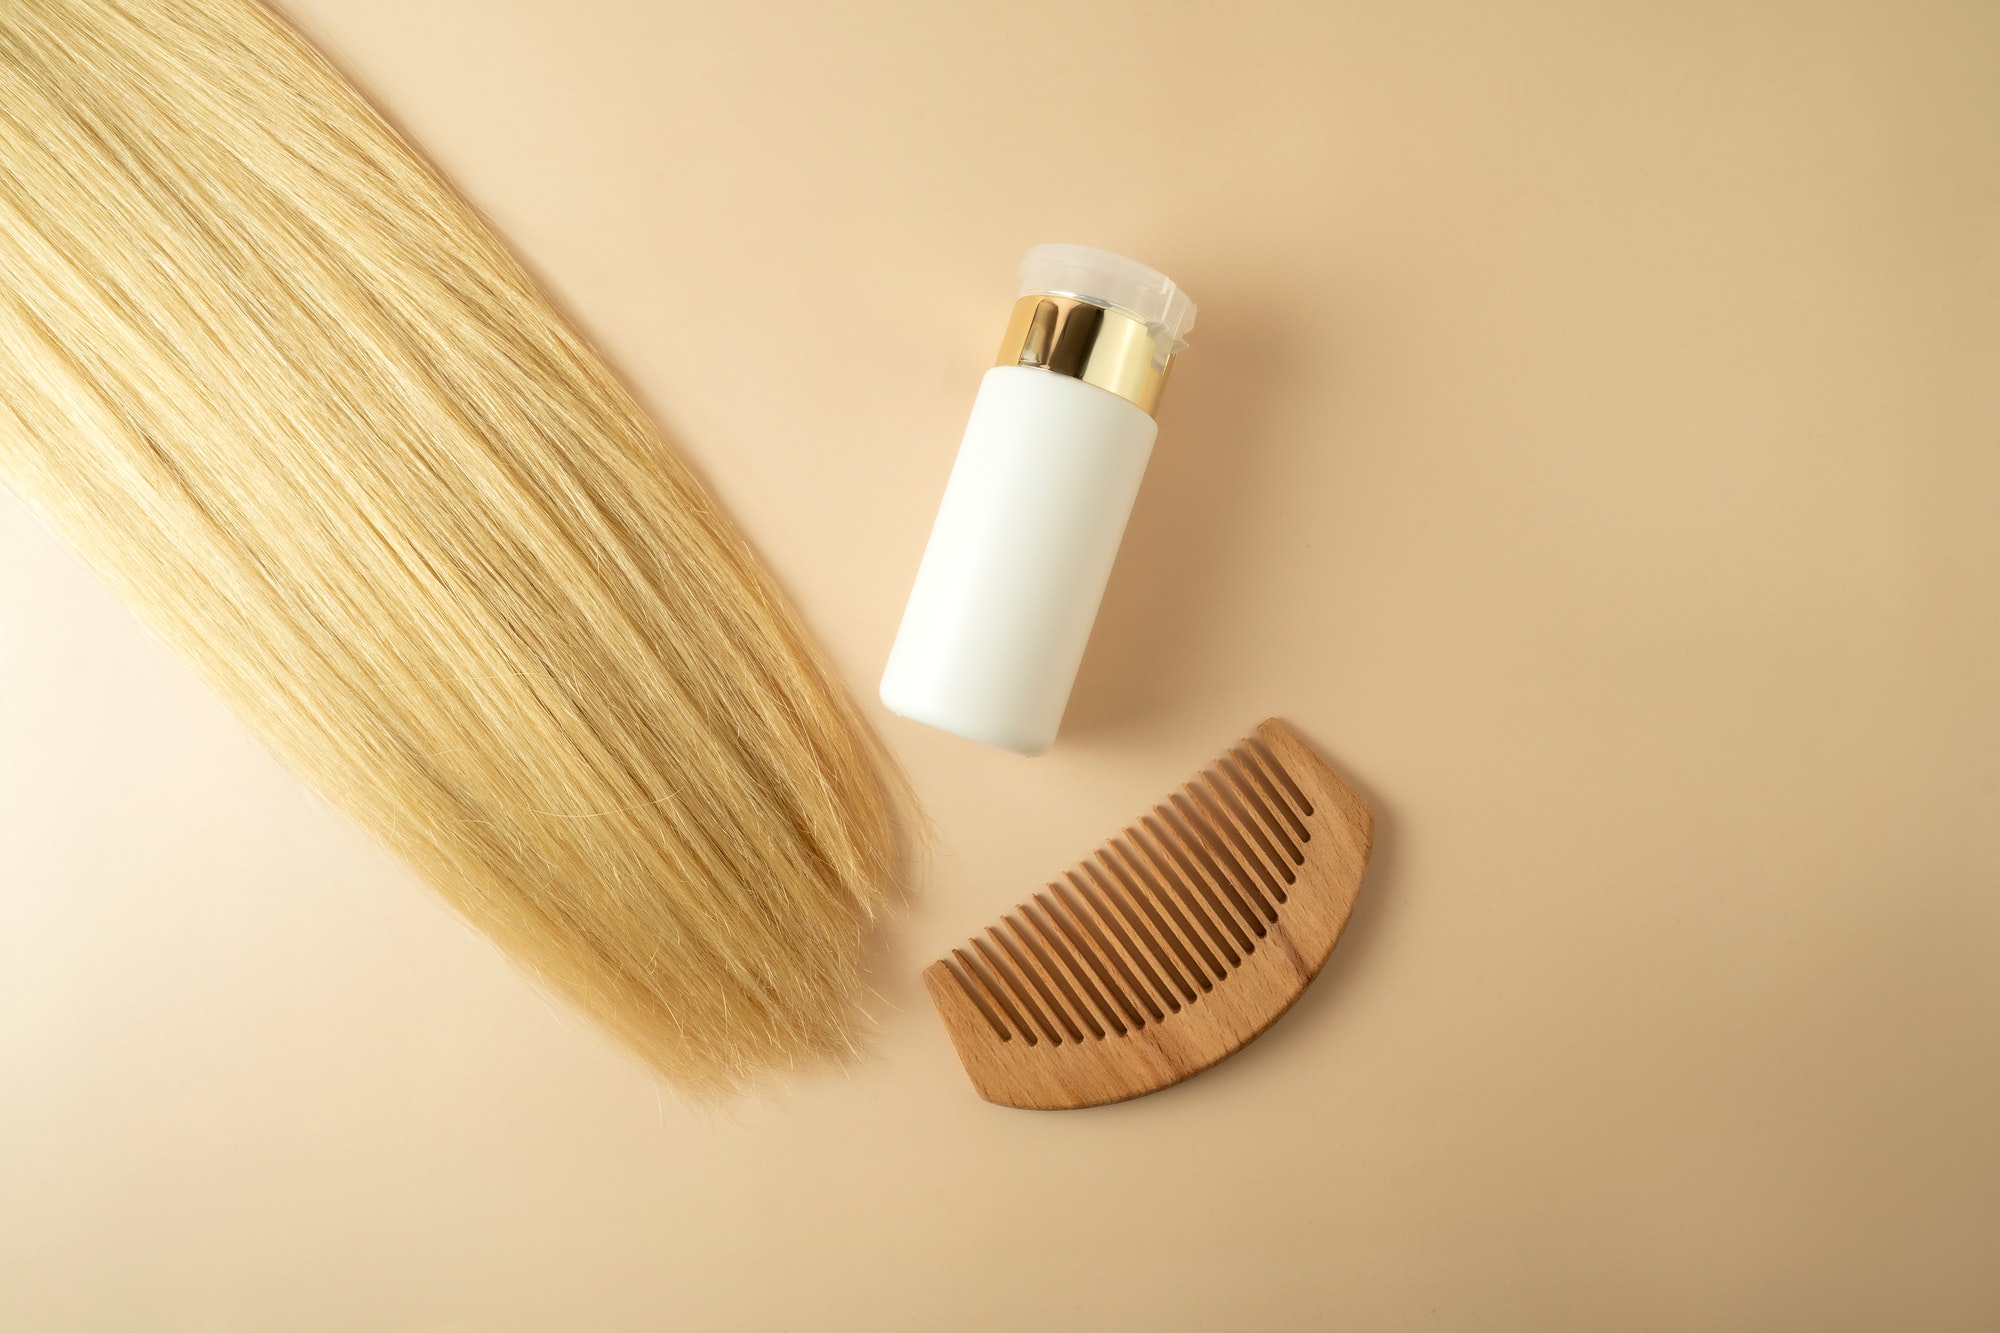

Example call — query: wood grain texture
[925,719,1373,1109]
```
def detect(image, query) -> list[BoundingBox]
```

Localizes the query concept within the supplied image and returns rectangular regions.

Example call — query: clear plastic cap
[1018,244,1197,364]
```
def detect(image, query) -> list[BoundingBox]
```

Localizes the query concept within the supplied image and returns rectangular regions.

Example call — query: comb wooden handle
[924,719,1373,1109]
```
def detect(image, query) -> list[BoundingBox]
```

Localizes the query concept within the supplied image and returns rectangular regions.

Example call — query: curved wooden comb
[924,719,1374,1109]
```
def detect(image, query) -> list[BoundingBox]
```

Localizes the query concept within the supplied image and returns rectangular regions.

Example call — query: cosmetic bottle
[880,244,1196,755]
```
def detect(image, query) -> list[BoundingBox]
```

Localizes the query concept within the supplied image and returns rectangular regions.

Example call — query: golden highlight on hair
[0,0,898,1093]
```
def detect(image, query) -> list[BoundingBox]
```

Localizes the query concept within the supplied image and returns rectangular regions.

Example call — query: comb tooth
[1248,732,1316,821]
[1067,868,1188,1010]
[1091,849,1213,993]
[940,953,1014,1042]
[1168,792,1279,923]
[997,914,1099,1041]
[1183,781,1289,907]
[952,947,1031,1045]
[1105,836,1228,983]
[1080,859,1200,1003]
[1019,898,1126,1036]
[1138,812,1261,952]
[971,934,1063,1046]
[1118,824,1242,969]
[1221,748,1304,865]
[1189,775,1291,905]
[1056,872,1179,1018]
[1198,768,1295,895]
[1034,890,1148,1031]
[1226,743,1310,849]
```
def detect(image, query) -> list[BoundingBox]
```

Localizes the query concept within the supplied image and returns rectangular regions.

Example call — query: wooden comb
[924,719,1373,1109]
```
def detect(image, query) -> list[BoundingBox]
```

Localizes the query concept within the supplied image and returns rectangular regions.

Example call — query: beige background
[4,1,1998,1328]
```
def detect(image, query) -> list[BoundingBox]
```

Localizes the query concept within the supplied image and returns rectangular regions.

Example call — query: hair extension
[0,0,899,1094]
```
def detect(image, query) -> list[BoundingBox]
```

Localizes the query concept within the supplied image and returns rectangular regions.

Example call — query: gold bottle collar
[994,295,1175,416]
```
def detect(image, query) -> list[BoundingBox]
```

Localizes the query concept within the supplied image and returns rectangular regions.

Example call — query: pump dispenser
[880,244,1196,755]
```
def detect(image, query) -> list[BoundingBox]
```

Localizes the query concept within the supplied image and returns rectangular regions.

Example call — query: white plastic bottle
[880,244,1197,755]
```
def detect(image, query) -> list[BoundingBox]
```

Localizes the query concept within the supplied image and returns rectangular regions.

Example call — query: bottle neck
[994,295,1175,417]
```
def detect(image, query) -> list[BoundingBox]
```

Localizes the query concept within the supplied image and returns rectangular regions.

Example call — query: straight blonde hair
[0,0,899,1094]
